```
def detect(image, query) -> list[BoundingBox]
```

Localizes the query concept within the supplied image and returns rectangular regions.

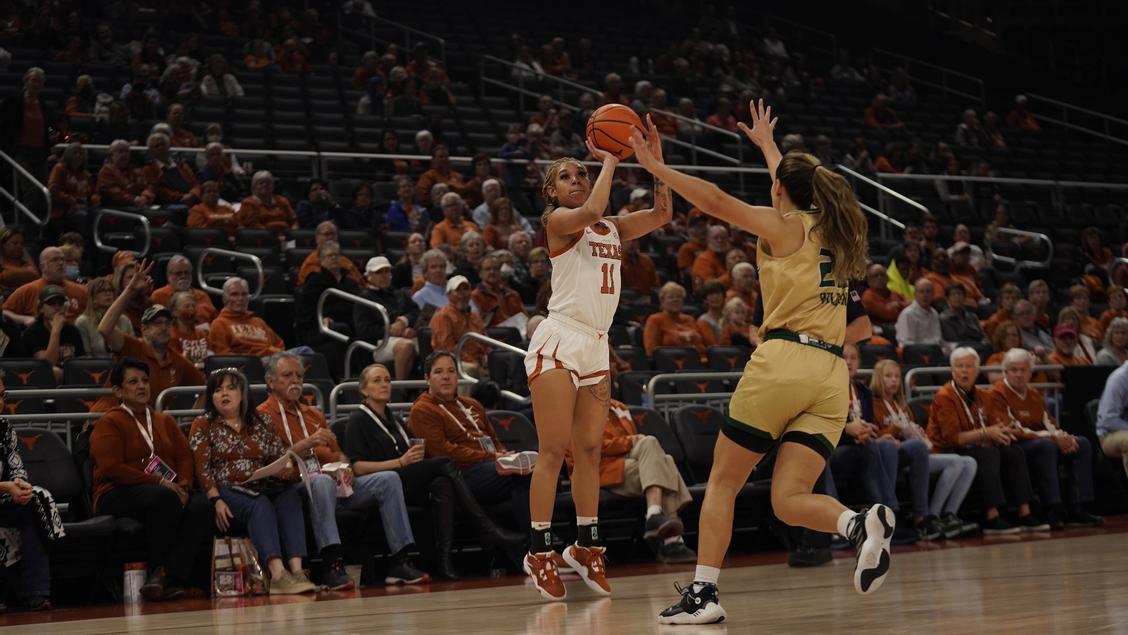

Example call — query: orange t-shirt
[170,322,210,366]
[240,195,296,237]
[429,219,475,248]
[188,202,242,235]
[621,252,660,296]
[677,240,706,271]
[861,287,908,325]
[0,258,39,289]
[643,311,716,356]
[429,304,488,364]
[1048,350,1092,367]
[2,278,88,321]
[1099,309,1128,334]
[471,285,525,327]
[207,308,285,357]
[691,250,726,290]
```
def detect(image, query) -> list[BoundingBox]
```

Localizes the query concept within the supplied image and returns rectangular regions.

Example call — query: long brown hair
[540,157,586,228]
[870,358,907,408]
[775,152,867,285]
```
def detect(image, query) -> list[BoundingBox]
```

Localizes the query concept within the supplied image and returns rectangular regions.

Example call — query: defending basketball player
[630,100,896,625]
[521,115,672,601]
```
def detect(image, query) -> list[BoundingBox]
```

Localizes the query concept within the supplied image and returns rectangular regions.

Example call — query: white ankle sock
[693,565,720,585]
[646,505,662,518]
[837,509,857,537]
[576,516,598,526]
[664,535,683,545]
[531,521,551,531]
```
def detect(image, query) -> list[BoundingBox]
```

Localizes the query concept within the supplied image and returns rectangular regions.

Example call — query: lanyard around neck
[360,403,410,448]
[120,405,155,455]
[278,401,309,447]
[438,398,485,438]
[952,382,986,430]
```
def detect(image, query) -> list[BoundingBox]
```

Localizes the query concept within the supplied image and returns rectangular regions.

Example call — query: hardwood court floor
[3,526,1128,634]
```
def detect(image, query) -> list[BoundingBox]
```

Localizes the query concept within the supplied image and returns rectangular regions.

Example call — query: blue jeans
[897,439,931,518]
[220,486,307,562]
[1019,438,1062,506]
[827,439,899,509]
[302,472,416,555]
[460,460,531,528]
[0,504,49,597]
[928,453,977,516]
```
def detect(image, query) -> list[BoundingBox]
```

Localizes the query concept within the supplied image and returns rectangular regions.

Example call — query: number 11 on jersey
[600,263,616,295]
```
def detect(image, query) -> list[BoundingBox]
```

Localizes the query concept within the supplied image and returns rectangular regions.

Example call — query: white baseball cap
[365,256,392,273]
[446,275,471,293]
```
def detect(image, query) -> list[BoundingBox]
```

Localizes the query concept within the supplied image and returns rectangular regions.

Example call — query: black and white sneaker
[847,505,895,595]
[658,581,726,625]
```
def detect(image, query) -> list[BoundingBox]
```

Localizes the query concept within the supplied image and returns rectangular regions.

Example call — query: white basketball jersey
[546,219,622,331]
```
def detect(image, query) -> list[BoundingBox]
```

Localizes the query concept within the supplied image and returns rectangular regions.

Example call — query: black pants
[97,485,214,582]
[957,445,1034,512]
[460,460,531,529]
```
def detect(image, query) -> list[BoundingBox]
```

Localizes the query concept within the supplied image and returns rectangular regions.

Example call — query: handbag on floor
[211,536,267,597]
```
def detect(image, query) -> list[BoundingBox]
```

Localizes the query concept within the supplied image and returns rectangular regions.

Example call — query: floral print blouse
[189,413,288,491]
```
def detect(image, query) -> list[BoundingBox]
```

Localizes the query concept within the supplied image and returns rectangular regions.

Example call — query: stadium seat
[205,355,266,383]
[902,344,946,367]
[860,343,898,367]
[488,410,538,452]
[614,345,651,371]
[63,358,115,386]
[671,405,726,484]
[652,347,703,372]
[706,345,751,371]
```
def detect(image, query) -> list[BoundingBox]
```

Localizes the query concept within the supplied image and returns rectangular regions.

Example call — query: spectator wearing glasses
[861,263,909,328]
[91,358,212,601]
[257,353,428,587]
[189,368,317,595]
[75,277,134,358]
[149,255,218,324]
[297,221,363,286]
[3,247,88,326]
[431,193,476,249]
[208,277,287,358]
[295,240,358,377]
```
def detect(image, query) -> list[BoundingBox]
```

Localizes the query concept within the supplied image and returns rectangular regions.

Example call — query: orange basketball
[585,103,644,160]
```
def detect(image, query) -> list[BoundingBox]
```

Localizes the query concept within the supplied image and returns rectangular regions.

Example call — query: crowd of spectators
[0,0,1125,612]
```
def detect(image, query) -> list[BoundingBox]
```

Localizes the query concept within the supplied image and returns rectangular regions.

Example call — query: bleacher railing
[455,332,531,406]
[643,369,874,419]
[92,208,152,257]
[328,379,476,423]
[315,288,390,379]
[984,227,1054,271]
[5,387,113,448]
[197,247,265,299]
[871,48,986,106]
[335,12,447,66]
[1025,93,1128,147]
[156,382,325,419]
[904,365,1065,419]
[837,164,917,239]
[0,149,50,227]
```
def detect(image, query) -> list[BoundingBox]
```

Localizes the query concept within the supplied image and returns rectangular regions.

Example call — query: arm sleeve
[928,393,964,450]
[188,418,217,491]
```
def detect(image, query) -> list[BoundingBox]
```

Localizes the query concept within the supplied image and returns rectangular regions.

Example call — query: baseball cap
[141,304,173,324]
[445,275,471,294]
[39,285,66,305]
[365,256,392,273]
[1053,324,1077,338]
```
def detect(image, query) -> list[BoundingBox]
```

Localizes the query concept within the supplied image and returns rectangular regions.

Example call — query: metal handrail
[197,247,264,299]
[858,201,906,231]
[837,164,928,240]
[455,332,531,406]
[155,382,325,418]
[872,48,986,105]
[92,208,152,256]
[837,165,930,215]
[903,365,1064,409]
[0,149,50,226]
[876,172,1128,189]
[985,227,1054,270]
[1025,93,1128,145]
[328,379,475,423]
[316,288,391,378]
[342,13,447,65]
[749,10,839,62]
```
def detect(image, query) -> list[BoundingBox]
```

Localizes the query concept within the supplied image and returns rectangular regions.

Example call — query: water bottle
[641,393,653,409]
[123,562,146,602]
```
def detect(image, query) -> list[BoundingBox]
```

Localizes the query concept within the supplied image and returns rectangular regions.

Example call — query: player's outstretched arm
[544,140,619,239]
[629,130,794,246]
[738,98,783,178]
[615,114,672,241]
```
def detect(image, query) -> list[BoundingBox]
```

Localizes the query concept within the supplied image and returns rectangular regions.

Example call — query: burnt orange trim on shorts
[578,369,610,380]
[549,231,584,258]
[528,340,548,384]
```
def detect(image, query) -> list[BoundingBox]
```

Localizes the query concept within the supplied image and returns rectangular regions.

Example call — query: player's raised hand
[629,128,662,173]
[737,98,778,149]
[643,114,664,163]
[585,133,620,166]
